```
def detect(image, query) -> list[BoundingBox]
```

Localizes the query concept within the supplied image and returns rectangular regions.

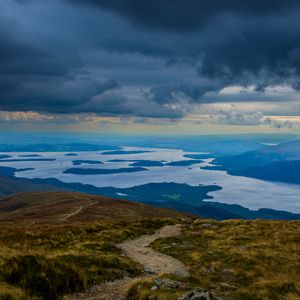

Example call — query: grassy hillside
[0,192,299,300]
[0,191,185,224]
[0,175,62,199]
[0,192,185,299]
[128,219,300,300]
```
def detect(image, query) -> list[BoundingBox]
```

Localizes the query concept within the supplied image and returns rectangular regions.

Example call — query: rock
[151,285,158,291]
[153,278,163,286]
[161,245,172,250]
[152,278,189,290]
[192,219,203,225]
[144,267,156,274]
[201,266,215,275]
[239,246,248,251]
[163,279,182,289]
[174,269,190,278]
[178,288,213,300]
[180,217,193,224]
[200,223,212,228]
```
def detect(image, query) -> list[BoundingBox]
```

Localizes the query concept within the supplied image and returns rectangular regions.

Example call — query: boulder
[174,269,190,278]
[178,288,213,300]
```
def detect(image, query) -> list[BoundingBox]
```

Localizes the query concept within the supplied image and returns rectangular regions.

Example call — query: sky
[1,0,300,134]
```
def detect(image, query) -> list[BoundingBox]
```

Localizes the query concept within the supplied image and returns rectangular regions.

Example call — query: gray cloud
[1,0,300,120]
[0,73,120,112]
[208,110,300,129]
[264,117,300,129]
[148,80,224,104]
[212,111,264,126]
[69,0,299,31]
[67,0,300,88]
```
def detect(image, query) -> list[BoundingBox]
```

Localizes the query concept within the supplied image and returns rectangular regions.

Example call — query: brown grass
[0,218,180,300]
[0,191,187,225]
[128,219,300,300]
[1,192,299,300]
[0,191,185,299]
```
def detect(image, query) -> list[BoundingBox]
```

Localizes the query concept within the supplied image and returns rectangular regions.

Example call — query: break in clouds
[1,0,300,122]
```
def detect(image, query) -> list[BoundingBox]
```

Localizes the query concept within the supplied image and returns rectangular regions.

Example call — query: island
[165,159,203,166]
[63,167,148,175]
[72,160,103,166]
[101,150,154,155]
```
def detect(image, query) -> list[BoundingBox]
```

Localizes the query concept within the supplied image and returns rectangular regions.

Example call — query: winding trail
[60,199,97,221]
[118,224,188,275]
[66,224,188,300]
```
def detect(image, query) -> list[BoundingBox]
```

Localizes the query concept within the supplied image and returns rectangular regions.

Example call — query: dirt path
[66,224,188,300]
[118,224,188,275]
[66,277,134,300]
[60,200,97,221]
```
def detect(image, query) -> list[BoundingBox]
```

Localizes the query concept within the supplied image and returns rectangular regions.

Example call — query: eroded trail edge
[67,224,188,300]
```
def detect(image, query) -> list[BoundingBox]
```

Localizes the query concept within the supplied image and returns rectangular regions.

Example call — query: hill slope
[0,192,299,300]
[232,159,300,184]
[130,219,300,300]
[0,191,186,224]
[0,166,69,198]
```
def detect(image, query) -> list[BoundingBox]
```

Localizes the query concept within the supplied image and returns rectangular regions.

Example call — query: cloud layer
[1,0,300,122]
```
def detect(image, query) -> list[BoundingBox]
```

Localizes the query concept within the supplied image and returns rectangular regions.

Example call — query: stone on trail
[178,288,218,300]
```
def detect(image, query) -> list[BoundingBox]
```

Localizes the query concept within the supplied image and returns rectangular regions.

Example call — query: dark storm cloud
[148,80,223,104]
[69,0,300,90]
[70,0,299,31]
[1,0,300,118]
[0,73,120,112]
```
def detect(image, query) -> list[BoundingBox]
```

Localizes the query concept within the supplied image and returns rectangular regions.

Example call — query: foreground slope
[0,192,187,300]
[130,219,300,300]
[0,192,299,300]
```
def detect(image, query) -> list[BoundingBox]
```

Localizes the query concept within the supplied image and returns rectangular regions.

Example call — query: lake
[0,146,300,213]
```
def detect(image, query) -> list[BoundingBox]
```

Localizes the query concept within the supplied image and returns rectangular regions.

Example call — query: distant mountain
[0,167,64,198]
[209,139,300,185]
[232,160,300,185]
[88,134,292,156]
[214,139,300,170]
[196,202,300,220]
[0,143,119,152]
